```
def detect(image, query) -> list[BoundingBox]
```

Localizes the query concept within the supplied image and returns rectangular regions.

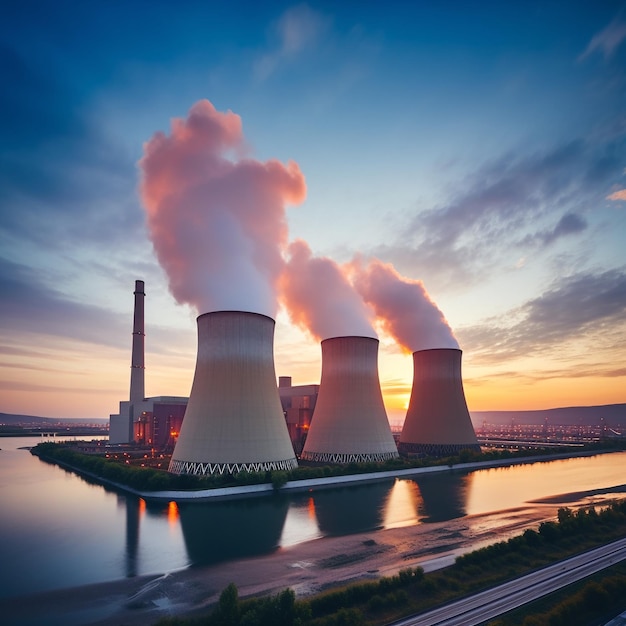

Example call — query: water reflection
[177,497,289,566]
[412,472,472,522]
[312,480,393,535]
[124,496,141,577]
[383,480,422,529]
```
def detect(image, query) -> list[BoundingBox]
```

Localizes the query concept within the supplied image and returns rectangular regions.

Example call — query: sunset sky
[1,1,625,424]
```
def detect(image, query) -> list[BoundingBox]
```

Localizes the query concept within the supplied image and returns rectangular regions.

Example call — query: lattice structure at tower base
[299,450,399,464]
[398,442,481,457]
[168,457,298,476]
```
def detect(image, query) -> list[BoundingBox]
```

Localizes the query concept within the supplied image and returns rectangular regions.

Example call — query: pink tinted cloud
[607,189,626,201]
[139,100,306,317]
[280,239,376,341]
[350,257,459,353]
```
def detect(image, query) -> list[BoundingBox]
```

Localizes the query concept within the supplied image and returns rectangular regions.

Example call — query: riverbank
[32,446,622,502]
[5,482,626,626]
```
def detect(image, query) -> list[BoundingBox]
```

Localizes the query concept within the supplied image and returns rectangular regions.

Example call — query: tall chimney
[129,280,145,404]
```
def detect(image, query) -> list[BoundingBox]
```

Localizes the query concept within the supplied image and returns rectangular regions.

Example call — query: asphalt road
[390,537,626,626]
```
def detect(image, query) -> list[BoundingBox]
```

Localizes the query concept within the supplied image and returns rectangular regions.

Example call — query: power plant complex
[109,281,479,472]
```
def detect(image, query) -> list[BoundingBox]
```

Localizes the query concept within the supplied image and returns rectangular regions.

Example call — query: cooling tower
[301,336,399,463]
[169,311,298,475]
[398,348,480,456]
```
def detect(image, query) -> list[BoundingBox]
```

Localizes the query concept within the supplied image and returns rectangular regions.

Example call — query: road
[390,537,626,626]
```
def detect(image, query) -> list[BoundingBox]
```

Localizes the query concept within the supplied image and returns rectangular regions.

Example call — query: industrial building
[301,336,399,463]
[278,376,319,454]
[109,281,188,446]
[398,348,480,456]
[168,311,298,476]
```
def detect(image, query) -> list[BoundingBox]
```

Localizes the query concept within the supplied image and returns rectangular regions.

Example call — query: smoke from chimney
[350,258,459,353]
[280,239,376,340]
[139,100,306,318]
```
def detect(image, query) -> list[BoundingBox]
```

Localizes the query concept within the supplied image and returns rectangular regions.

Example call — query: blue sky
[1,1,625,421]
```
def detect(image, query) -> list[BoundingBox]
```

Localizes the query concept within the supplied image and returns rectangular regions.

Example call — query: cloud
[280,239,376,340]
[254,4,329,80]
[377,139,625,289]
[520,212,588,247]
[580,17,626,61]
[0,44,139,250]
[607,188,626,201]
[458,268,626,362]
[0,257,128,348]
[349,257,458,353]
[139,100,306,318]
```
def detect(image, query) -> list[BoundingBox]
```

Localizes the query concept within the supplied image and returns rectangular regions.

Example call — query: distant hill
[0,413,109,426]
[470,403,626,427]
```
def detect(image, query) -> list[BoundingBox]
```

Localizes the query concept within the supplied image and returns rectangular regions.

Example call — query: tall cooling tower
[398,348,480,456]
[301,336,399,464]
[169,311,298,475]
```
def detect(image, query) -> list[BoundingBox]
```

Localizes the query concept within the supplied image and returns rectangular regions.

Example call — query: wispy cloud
[0,44,139,250]
[458,268,626,361]
[0,257,128,348]
[607,188,626,201]
[376,139,625,289]
[580,16,626,61]
[254,4,329,80]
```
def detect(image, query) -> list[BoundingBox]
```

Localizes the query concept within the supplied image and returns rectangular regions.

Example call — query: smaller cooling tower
[169,311,298,476]
[301,336,399,464]
[398,348,480,456]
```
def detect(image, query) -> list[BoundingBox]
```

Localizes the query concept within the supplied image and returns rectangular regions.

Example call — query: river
[0,436,624,601]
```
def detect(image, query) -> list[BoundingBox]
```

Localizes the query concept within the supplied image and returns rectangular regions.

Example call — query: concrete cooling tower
[169,311,298,475]
[398,348,480,456]
[301,336,399,463]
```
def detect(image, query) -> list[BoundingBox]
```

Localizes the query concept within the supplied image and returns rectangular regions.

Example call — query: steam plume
[139,100,306,317]
[351,258,459,352]
[281,239,376,340]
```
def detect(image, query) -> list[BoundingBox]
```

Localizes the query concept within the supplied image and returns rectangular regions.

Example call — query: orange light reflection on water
[167,501,179,526]
[383,479,422,529]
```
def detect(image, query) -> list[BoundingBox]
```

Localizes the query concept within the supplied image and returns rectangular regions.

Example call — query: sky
[1,0,625,424]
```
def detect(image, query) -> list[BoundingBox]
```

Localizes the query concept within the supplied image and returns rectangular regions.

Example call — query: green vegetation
[30,439,626,493]
[154,500,626,626]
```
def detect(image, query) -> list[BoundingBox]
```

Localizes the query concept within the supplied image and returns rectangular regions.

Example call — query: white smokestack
[169,311,297,475]
[129,280,145,404]
[399,349,479,456]
[301,336,399,463]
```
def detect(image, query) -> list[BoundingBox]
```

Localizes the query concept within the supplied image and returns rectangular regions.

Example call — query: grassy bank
[30,439,626,494]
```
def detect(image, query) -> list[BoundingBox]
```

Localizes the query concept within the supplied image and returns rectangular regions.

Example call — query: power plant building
[109,281,188,446]
[168,311,298,476]
[301,336,399,463]
[278,377,319,455]
[398,348,480,456]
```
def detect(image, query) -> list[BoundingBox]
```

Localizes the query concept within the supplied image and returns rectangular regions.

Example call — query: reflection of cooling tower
[413,473,471,522]
[301,336,399,463]
[178,498,289,565]
[399,348,480,456]
[169,311,298,475]
[313,481,393,535]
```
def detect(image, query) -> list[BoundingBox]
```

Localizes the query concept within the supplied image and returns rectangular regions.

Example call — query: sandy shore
[3,499,579,626]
